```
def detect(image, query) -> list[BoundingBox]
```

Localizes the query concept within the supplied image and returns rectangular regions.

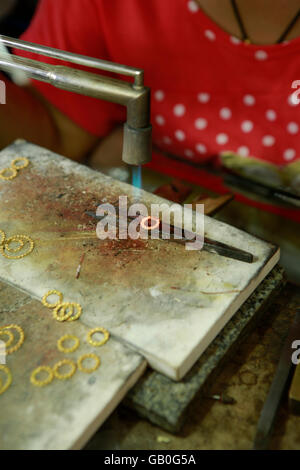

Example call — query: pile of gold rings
[0,324,25,395]
[30,353,101,387]
[0,157,30,181]
[41,289,82,322]
[0,229,34,260]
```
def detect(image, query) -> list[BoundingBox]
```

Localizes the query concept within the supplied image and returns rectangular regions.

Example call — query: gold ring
[66,303,82,322]
[78,353,100,373]
[53,303,74,322]
[0,365,12,395]
[0,229,5,245]
[87,327,110,347]
[0,329,14,348]
[140,216,160,231]
[53,359,76,380]
[42,290,63,309]
[0,167,17,181]
[57,334,80,353]
[11,157,30,170]
[0,235,34,260]
[30,366,54,387]
[0,324,25,354]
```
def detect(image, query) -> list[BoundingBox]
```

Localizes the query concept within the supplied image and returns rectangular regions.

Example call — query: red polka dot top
[18,0,300,168]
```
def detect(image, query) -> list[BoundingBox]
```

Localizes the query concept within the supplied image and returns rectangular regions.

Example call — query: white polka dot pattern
[288,94,299,107]
[241,120,254,133]
[220,108,232,120]
[154,90,165,102]
[262,135,275,147]
[266,110,277,121]
[255,50,268,61]
[204,30,216,41]
[287,122,299,135]
[184,149,194,158]
[150,30,299,169]
[155,115,165,126]
[283,149,296,161]
[198,93,210,103]
[175,130,186,141]
[216,133,229,145]
[237,146,250,157]
[243,95,256,106]
[196,143,207,154]
[187,0,199,13]
[230,36,241,44]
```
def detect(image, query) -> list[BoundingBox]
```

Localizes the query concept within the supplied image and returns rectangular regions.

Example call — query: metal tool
[253,310,300,450]
[0,35,152,166]
[85,210,254,263]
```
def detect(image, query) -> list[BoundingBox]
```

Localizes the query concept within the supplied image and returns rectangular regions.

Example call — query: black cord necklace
[231,0,300,44]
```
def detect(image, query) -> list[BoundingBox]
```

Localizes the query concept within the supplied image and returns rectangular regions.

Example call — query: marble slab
[0,142,279,380]
[0,290,146,450]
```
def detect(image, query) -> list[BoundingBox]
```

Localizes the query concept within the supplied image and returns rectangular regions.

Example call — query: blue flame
[132,165,142,190]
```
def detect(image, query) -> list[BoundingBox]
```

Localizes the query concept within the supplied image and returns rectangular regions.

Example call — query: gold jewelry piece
[87,327,110,347]
[0,324,24,354]
[57,334,80,353]
[42,290,63,309]
[1,235,34,259]
[78,353,100,373]
[0,229,5,246]
[0,167,18,181]
[0,329,14,348]
[30,365,54,387]
[53,302,74,322]
[53,359,76,380]
[11,157,29,170]
[140,216,160,231]
[0,365,12,395]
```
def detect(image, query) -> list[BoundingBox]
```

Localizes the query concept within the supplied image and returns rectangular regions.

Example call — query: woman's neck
[195,0,300,45]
